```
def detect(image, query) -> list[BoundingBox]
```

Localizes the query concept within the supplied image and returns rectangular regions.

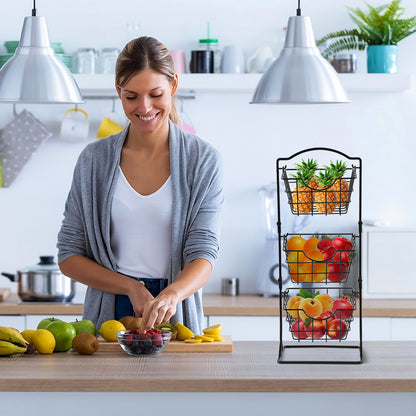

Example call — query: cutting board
[99,335,232,353]
[0,288,11,302]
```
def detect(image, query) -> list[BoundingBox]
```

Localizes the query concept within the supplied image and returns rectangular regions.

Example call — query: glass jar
[72,48,96,74]
[331,53,357,73]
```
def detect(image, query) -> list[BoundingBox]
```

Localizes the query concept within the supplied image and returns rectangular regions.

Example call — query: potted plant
[317,0,416,73]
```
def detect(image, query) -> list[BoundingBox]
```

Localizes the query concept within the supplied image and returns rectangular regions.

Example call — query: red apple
[332,237,353,252]
[317,238,333,252]
[304,319,326,340]
[327,262,347,282]
[291,319,308,339]
[322,246,337,261]
[327,319,348,339]
[330,251,350,266]
[317,310,335,332]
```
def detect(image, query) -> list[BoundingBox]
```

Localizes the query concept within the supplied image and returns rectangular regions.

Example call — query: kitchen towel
[0,109,52,187]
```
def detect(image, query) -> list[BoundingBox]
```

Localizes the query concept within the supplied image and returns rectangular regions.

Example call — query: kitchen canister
[221,277,239,296]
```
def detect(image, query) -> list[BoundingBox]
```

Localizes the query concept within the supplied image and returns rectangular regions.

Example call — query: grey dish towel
[0,109,52,187]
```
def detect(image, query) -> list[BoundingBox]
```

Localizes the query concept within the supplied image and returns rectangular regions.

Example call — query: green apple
[46,321,76,352]
[70,319,96,336]
[37,317,62,330]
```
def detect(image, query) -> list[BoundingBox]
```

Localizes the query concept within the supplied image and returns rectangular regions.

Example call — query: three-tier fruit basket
[276,148,362,364]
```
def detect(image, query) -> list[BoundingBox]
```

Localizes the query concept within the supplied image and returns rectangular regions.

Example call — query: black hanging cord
[32,0,37,16]
[296,0,301,16]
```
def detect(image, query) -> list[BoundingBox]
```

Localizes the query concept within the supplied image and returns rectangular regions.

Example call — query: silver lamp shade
[251,15,349,104]
[0,15,83,104]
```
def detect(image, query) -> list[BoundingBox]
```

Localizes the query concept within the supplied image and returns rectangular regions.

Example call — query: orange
[303,237,319,256]
[286,236,306,251]
[312,262,328,282]
[287,252,309,282]
[305,249,324,262]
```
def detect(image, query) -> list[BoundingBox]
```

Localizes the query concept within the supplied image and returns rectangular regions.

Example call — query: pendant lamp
[0,1,83,104]
[251,0,349,104]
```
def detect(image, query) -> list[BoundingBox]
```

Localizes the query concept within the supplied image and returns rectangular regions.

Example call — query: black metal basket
[283,233,357,285]
[281,165,357,215]
[282,287,358,343]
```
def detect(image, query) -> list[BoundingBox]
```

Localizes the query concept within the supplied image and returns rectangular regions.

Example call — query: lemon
[175,322,194,341]
[184,337,202,343]
[98,320,126,342]
[194,335,214,342]
[209,335,224,342]
[21,329,36,343]
[31,329,56,354]
[202,324,222,336]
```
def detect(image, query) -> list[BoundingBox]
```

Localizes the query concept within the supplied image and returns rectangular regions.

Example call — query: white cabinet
[25,314,83,330]
[206,316,404,341]
[363,226,416,298]
[0,315,26,332]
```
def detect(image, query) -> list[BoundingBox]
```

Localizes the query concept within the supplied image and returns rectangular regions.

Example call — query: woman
[57,36,223,334]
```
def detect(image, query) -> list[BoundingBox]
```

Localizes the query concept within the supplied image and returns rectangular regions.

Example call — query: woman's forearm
[164,258,212,301]
[59,255,143,297]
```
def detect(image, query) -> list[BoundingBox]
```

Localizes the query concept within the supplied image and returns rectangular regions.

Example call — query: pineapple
[290,159,317,214]
[295,158,319,189]
[326,160,350,207]
[314,169,337,214]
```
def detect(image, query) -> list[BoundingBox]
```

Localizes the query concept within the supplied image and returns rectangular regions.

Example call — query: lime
[98,320,126,342]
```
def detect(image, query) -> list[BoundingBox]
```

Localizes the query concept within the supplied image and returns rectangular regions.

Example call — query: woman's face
[116,68,178,136]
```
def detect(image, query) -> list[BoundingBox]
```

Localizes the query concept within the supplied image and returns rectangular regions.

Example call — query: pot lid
[21,256,60,272]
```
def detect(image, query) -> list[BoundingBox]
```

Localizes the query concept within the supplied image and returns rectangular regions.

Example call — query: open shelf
[74,73,414,98]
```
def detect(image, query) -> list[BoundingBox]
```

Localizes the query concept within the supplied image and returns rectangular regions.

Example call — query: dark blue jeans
[115,277,168,320]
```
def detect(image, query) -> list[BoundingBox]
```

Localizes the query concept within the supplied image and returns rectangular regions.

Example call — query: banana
[0,340,27,355]
[0,326,29,348]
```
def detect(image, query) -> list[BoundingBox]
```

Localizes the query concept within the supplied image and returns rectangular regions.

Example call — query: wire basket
[283,233,357,285]
[281,165,357,215]
[283,287,358,342]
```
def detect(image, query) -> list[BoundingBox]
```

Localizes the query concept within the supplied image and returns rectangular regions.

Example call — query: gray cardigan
[57,121,223,333]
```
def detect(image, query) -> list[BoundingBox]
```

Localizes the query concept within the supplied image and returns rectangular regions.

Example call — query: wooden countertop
[0,341,415,392]
[1,293,416,317]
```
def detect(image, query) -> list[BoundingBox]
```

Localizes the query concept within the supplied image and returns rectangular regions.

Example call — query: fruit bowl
[116,329,171,356]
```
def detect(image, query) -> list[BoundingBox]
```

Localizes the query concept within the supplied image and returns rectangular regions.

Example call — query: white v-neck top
[110,166,172,279]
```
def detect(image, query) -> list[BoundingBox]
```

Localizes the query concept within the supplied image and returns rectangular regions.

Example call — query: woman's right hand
[127,279,154,317]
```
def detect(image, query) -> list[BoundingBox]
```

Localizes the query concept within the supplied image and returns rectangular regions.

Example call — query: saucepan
[2,256,75,302]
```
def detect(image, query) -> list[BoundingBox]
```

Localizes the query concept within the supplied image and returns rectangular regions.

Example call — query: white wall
[0,0,415,300]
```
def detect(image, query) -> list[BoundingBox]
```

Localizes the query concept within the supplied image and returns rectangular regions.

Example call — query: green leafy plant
[317,0,416,59]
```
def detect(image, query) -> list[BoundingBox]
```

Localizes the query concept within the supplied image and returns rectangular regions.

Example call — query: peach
[286,295,302,310]
[314,293,333,311]
[287,300,302,319]
[299,298,323,321]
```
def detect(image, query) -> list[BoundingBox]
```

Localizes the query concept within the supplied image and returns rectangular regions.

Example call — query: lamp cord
[32,0,37,16]
[296,0,301,16]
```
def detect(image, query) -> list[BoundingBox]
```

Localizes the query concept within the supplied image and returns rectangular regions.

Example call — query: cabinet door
[391,318,416,340]
[25,314,83,330]
[365,230,416,297]
[207,316,284,341]
[0,316,26,332]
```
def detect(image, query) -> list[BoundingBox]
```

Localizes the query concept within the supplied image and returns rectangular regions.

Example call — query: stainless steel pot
[2,256,75,302]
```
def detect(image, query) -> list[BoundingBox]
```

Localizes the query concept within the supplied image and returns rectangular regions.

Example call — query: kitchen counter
[1,293,416,317]
[0,341,415,392]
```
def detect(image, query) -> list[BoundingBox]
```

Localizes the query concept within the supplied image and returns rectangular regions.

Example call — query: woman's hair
[115,36,178,124]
